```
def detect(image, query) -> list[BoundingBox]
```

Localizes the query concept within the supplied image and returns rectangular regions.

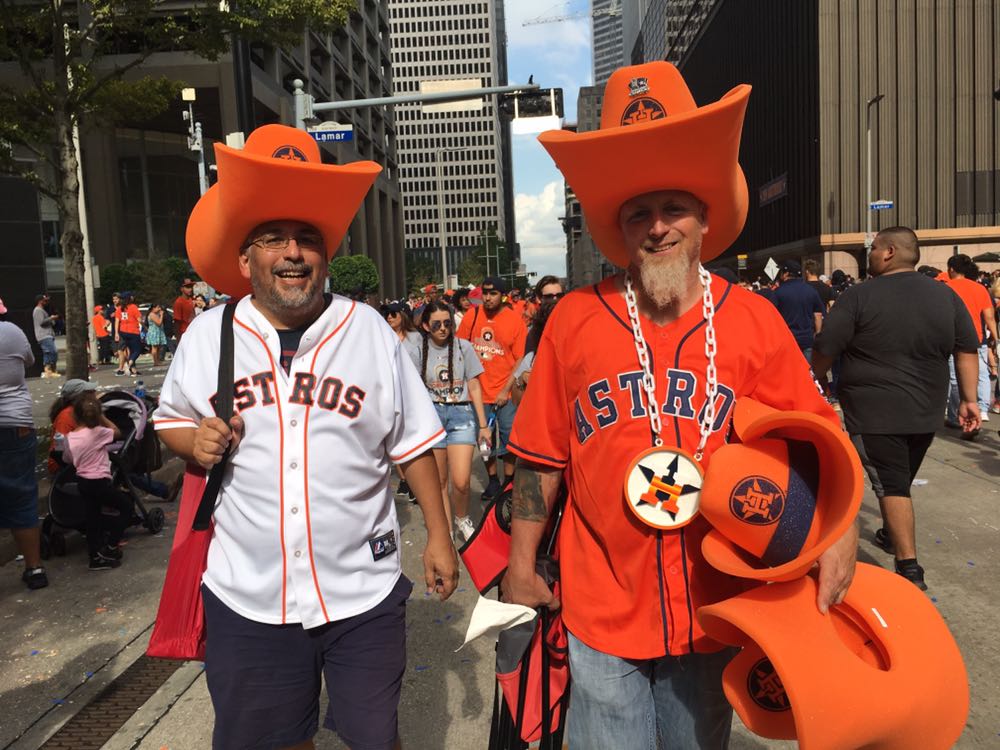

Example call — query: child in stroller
[63,392,131,569]
[43,389,165,561]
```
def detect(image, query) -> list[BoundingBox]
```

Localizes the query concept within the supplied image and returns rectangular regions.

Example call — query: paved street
[1,350,998,749]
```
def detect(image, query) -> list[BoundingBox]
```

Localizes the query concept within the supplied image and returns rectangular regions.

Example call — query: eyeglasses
[247,232,325,253]
[429,319,454,332]
[541,292,564,301]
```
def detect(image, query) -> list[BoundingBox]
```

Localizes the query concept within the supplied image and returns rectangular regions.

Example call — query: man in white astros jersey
[156,124,458,750]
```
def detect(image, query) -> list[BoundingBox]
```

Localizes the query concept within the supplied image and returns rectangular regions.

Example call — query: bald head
[869,227,919,276]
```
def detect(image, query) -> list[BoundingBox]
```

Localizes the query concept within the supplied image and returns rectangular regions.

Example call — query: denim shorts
[433,402,477,448]
[203,575,412,750]
[0,427,40,529]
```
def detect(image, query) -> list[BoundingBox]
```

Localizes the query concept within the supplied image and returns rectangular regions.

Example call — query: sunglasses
[385,310,401,317]
[541,292,564,301]
[429,319,454,332]
[247,232,324,253]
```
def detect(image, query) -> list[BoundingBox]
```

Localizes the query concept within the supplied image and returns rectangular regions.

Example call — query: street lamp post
[182,88,208,196]
[865,93,885,255]
[434,147,466,291]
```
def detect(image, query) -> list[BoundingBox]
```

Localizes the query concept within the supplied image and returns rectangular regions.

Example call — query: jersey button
[669,566,678,575]
[290,462,298,469]
[294,550,302,558]
[291,506,299,514]
[290,419,298,427]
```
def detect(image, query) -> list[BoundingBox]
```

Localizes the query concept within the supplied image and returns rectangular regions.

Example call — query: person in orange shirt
[456,275,526,501]
[499,62,857,750]
[91,305,112,364]
[507,287,527,320]
[945,254,998,432]
[113,292,142,376]
[172,278,196,346]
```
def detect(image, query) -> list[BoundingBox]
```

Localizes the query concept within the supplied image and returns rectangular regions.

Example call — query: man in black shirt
[812,226,981,590]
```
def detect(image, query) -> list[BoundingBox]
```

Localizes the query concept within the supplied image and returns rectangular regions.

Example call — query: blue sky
[504,1,593,279]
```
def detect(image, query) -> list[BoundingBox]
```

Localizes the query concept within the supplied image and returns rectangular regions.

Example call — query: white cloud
[504,1,592,76]
[515,180,567,278]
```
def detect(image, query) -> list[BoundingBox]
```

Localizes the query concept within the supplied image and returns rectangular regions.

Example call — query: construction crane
[523,0,620,27]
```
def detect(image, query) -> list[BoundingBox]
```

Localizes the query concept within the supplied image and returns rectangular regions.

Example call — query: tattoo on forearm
[513,467,549,522]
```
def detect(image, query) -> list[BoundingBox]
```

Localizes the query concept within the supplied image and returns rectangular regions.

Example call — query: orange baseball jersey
[946,276,992,343]
[507,275,839,660]
[457,305,527,402]
[115,303,141,335]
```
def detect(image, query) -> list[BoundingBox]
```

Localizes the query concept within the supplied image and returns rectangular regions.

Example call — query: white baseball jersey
[155,295,444,628]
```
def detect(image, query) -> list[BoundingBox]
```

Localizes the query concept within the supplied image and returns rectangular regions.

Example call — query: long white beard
[635,251,696,309]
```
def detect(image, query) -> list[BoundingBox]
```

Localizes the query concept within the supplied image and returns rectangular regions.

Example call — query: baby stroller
[41,390,166,559]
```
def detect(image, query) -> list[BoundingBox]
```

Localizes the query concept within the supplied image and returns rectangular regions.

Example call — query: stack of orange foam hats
[695,398,969,749]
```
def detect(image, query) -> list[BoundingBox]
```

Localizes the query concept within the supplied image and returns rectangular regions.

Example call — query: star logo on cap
[271,145,308,162]
[747,657,790,712]
[730,476,785,525]
[621,98,666,127]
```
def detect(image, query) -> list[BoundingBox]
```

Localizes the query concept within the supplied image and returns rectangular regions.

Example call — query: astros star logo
[729,476,785,525]
[621,98,666,126]
[271,145,308,162]
[747,657,790,712]
[624,448,703,530]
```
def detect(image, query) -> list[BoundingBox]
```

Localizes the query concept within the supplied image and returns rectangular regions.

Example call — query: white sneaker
[982,413,990,422]
[455,516,476,544]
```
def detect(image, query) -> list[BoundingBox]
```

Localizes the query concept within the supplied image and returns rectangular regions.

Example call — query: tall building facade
[592,0,624,85]
[622,0,717,66]
[0,0,408,299]
[626,0,1000,276]
[388,0,515,282]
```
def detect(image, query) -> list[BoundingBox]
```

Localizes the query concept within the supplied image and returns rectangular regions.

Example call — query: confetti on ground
[51,698,64,705]
[85,672,93,678]
[935,539,942,544]
[414,665,430,672]
[95,607,107,613]
[457,587,467,593]
[30,650,40,656]
[434,618,443,624]
[967,561,975,567]
[911,479,928,486]
[460,658,472,663]
[445,614,452,621]
[424,591,431,597]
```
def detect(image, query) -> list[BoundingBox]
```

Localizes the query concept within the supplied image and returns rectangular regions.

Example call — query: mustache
[272,262,313,275]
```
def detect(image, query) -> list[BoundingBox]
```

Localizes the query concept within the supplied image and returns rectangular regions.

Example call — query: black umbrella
[971,252,1000,263]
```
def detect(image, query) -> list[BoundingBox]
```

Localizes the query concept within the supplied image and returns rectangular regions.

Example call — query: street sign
[308,122,354,143]
[869,199,894,210]
[737,253,748,270]
[764,257,779,281]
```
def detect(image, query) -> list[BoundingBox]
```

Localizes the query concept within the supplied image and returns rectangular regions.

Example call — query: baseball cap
[481,276,507,294]
[181,278,195,287]
[35,293,49,303]
[93,305,104,313]
[779,259,801,276]
[61,378,98,399]
[422,283,438,294]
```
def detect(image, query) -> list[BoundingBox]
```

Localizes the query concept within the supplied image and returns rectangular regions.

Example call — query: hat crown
[600,61,697,131]
[242,124,321,165]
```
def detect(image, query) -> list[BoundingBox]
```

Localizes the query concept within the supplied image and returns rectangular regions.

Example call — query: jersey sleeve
[507,326,570,469]
[385,339,445,463]
[153,334,204,431]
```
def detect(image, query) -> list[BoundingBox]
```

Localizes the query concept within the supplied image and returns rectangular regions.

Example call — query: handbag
[146,302,236,660]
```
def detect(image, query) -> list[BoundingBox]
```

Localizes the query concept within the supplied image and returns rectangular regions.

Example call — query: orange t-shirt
[115,304,141,335]
[173,295,195,336]
[48,405,77,475]
[507,276,839,659]
[92,313,110,338]
[457,305,527,402]
[946,277,991,343]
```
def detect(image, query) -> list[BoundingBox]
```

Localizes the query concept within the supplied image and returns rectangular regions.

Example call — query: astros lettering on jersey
[155,295,444,628]
[507,275,839,659]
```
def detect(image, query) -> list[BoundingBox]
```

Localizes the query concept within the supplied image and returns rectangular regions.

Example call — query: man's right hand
[501,567,560,611]
[192,415,244,470]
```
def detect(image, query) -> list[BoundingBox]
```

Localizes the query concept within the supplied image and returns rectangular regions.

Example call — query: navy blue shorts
[202,575,413,750]
[0,427,39,529]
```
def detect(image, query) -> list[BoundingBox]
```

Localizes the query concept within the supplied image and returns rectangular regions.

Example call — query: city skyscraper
[387,0,515,283]
[592,0,624,85]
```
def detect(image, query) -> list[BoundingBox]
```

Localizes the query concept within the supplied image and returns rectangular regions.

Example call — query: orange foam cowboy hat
[186,124,381,297]
[699,398,862,581]
[697,564,969,749]
[537,61,750,268]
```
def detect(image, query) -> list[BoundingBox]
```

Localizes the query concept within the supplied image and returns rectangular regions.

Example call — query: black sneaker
[395,479,411,497]
[22,567,49,590]
[100,544,123,561]
[895,559,927,591]
[873,528,894,554]
[89,553,121,571]
[481,476,501,503]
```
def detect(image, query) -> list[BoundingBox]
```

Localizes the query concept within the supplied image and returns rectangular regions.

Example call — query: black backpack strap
[193,302,237,531]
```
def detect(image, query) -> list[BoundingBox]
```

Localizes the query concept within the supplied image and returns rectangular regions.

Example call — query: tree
[328,254,379,298]
[0,0,353,379]
[405,254,436,295]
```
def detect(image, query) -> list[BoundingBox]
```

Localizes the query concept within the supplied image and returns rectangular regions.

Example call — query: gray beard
[635,252,695,309]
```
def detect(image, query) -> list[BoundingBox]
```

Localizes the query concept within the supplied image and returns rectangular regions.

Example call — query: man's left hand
[423,533,459,601]
[815,521,858,614]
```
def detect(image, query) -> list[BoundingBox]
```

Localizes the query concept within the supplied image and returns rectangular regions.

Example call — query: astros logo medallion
[272,145,308,162]
[747,657,790,712]
[730,476,785,525]
[621,98,666,126]
[623,447,703,530]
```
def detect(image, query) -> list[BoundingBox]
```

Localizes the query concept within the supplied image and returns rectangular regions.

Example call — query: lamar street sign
[307,121,354,143]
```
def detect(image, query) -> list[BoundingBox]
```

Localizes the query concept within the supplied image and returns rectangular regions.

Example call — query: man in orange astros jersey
[500,62,859,749]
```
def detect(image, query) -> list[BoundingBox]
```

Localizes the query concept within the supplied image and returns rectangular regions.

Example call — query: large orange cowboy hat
[186,124,381,297]
[537,61,750,268]
[699,398,862,581]
[697,564,969,749]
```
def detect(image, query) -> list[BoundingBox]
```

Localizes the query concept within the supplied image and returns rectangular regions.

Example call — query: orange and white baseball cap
[537,61,750,268]
[697,563,969,750]
[186,124,381,297]
[699,398,862,581]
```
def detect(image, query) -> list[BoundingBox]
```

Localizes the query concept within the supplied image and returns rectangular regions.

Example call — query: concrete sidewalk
[1,412,997,748]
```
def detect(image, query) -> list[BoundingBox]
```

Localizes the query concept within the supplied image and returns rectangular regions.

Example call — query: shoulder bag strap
[193,302,237,531]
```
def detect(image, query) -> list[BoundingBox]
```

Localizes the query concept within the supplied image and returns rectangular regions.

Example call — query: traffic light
[499,88,564,119]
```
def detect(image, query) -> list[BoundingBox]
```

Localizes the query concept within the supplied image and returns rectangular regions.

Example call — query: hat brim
[701,399,862,581]
[186,144,382,297]
[538,84,750,268]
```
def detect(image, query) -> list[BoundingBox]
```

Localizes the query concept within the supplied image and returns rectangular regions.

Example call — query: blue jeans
[39,337,57,367]
[566,631,735,750]
[947,346,990,422]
